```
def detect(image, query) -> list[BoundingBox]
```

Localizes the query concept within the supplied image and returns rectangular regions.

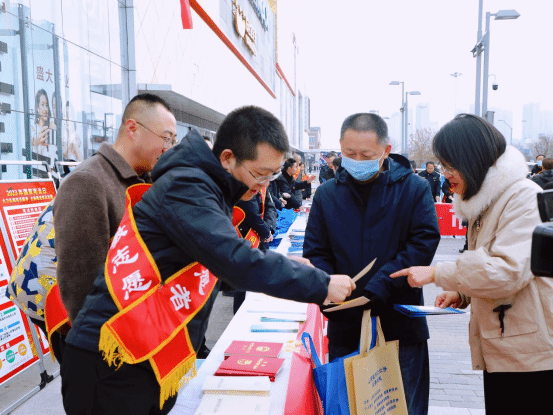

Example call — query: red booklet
[223,341,283,360]
[214,355,285,382]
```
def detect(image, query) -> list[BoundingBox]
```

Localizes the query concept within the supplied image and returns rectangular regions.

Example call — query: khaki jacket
[435,146,553,373]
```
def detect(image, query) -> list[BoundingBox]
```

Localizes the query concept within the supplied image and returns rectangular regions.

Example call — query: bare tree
[531,133,553,159]
[408,128,437,168]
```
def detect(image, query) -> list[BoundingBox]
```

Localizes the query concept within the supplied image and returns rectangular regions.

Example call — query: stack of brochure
[193,376,271,415]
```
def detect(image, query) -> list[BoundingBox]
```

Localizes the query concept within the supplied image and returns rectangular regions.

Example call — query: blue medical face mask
[538,160,543,167]
[341,151,385,182]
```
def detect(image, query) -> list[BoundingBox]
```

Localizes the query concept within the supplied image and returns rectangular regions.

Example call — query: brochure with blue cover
[393,305,465,317]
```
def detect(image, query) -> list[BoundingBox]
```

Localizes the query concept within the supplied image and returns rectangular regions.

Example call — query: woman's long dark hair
[433,114,506,200]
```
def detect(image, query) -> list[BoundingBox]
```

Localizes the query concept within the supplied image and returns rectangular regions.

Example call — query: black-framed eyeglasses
[135,120,176,149]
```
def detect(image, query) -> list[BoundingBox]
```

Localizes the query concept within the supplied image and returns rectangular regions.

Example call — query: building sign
[248,0,270,31]
[233,0,258,56]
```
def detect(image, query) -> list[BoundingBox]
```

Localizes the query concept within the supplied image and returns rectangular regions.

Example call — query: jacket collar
[96,143,140,180]
[151,130,249,207]
[454,146,528,221]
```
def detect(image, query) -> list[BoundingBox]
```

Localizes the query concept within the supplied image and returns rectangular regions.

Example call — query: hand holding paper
[324,275,356,305]
[435,291,462,308]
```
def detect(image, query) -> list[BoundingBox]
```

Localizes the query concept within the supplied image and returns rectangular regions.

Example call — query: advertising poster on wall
[0,182,56,257]
[0,247,38,386]
[24,20,61,178]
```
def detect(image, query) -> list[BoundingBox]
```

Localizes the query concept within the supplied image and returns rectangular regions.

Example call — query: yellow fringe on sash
[99,325,198,409]
[99,325,127,369]
[158,357,197,409]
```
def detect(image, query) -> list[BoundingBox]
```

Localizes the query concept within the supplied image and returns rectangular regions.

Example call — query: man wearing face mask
[304,113,440,415]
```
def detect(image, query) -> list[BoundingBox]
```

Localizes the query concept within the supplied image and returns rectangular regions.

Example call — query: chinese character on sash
[193,269,210,296]
[111,225,128,249]
[170,284,191,311]
[37,66,44,81]
[121,270,152,301]
[111,246,139,274]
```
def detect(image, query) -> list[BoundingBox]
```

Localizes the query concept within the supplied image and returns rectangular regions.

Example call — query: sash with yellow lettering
[98,184,218,408]
[231,188,267,249]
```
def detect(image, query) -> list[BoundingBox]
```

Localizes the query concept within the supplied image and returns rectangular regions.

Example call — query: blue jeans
[329,340,429,415]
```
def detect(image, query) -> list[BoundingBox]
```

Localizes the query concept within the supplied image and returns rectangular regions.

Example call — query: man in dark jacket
[233,188,277,313]
[531,157,553,188]
[61,106,354,415]
[419,161,441,202]
[276,158,314,209]
[531,154,545,176]
[318,151,337,183]
[304,113,440,415]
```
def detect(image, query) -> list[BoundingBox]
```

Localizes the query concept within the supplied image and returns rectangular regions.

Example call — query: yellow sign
[233,0,258,55]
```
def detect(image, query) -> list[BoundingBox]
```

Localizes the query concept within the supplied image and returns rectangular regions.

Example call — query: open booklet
[393,305,465,316]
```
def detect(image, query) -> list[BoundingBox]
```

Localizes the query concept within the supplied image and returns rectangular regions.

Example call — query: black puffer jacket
[67,130,330,354]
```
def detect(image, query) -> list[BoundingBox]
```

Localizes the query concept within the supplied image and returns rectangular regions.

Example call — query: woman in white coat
[391,114,553,415]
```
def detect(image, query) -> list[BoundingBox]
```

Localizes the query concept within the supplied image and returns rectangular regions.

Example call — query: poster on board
[0,181,56,258]
[0,246,38,386]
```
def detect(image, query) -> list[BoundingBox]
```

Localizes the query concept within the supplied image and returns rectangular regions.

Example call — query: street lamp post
[473,8,520,120]
[498,119,513,145]
[450,72,462,116]
[389,81,405,154]
[404,91,421,156]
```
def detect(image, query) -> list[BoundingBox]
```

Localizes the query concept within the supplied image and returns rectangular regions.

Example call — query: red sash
[231,188,268,249]
[44,283,71,358]
[99,184,218,408]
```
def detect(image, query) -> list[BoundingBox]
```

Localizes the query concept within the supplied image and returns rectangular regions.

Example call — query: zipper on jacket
[493,304,512,336]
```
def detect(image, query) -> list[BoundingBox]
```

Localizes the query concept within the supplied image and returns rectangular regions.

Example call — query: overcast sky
[288,0,553,149]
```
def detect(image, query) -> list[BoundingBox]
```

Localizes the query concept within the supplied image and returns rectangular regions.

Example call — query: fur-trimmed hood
[454,146,528,221]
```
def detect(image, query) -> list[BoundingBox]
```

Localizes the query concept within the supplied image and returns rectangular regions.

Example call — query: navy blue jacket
[418,170,441,199]
[67,130,331,355]
[304,154,440,349]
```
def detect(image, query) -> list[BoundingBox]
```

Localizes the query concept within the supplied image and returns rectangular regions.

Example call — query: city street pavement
[3,237,484,414]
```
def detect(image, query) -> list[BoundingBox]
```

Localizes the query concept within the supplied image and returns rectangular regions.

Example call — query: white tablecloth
[171,213,310,415]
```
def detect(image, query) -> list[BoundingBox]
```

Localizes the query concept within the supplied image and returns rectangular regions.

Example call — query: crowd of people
[5,93,553,415]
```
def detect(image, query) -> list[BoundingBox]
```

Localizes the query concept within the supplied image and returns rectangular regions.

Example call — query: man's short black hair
[339,113,388,146]
[426,161,435,167]
[326,151,338,159]
[433,113,506,200]
[213,106,289,161]
[283,158,297,172]
[410,160,417,170]
[121,93,172,125]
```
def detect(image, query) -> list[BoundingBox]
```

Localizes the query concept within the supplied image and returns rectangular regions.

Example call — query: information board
[0,246,38,385]
[0,179,56,386]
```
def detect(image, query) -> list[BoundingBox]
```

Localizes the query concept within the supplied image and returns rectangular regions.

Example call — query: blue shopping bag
[302,332,361,415]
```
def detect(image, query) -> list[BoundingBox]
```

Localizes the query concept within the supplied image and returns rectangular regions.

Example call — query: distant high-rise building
[416,103,430,131]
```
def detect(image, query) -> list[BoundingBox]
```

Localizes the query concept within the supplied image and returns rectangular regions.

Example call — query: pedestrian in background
[531,154,545,176]
[418,161,441,202]
[530,157,553,189]
[392,113,553,415]
[318,151,337,183]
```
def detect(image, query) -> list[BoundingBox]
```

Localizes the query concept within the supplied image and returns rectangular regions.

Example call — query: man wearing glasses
[60,105,355,414]
[53,93,176,359]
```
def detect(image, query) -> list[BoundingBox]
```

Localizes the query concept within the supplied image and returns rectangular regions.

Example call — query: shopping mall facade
[0,0,311,179]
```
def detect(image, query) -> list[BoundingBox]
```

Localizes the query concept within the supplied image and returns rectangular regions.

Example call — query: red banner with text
[436,203,467,236]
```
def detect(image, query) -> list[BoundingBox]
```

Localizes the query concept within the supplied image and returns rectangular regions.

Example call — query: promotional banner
[436,203,467,236]
[0,179,56,384]
[0,181,56,257]
[0,248,38,386]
